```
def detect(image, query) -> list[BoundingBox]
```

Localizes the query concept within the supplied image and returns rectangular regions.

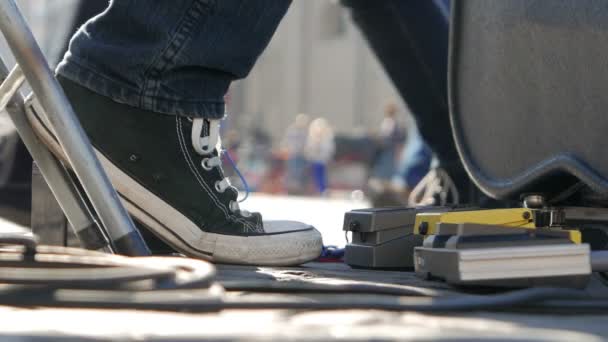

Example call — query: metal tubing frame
[0,0,149,255]
[0,63,112,252]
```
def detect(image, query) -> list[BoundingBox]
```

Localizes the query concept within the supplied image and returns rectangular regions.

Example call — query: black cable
[0,285,599,313]
[0,241,215,290]
[219,288,594,312]
[221,280,443,297]
[0,234,606,313]
[597,272,608,287]
[547,181,586,205]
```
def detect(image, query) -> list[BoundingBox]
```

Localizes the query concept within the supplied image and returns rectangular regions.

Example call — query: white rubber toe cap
[212,223,323,266]
[262,220,315,234]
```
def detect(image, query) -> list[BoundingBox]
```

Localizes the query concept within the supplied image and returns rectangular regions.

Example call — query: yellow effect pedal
[413,208,581,244]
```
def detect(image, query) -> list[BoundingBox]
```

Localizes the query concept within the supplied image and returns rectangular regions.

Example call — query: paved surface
[2,305,606,341]
[2,194,608,341]
[2,263,608,341]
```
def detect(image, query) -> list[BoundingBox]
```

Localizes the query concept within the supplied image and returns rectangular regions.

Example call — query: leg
[29,0,323,265]
[342,0,472,200]
[319,163,328,194]
[58,0,292,118]
[312,162,326,194]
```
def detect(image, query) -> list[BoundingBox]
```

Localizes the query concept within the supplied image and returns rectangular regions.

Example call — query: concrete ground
[242,193,370,247]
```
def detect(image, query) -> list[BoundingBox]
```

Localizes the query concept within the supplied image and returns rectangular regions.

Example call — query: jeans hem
[57,60,226,119]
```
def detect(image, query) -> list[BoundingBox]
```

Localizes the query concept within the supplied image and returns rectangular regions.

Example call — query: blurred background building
[3,0,78,68]
[223,1,428,201]
[227,1,415,142]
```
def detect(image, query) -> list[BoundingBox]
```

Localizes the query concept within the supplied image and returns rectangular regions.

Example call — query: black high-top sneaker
[27,76,323,266]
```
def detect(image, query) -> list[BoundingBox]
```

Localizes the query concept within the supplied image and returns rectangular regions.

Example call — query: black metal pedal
[343,207,449,269]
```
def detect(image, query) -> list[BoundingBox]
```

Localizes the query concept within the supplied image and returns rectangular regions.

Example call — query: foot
[27,76,323,266]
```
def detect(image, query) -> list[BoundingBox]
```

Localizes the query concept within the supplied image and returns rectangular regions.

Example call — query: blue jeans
[57,0,292,119]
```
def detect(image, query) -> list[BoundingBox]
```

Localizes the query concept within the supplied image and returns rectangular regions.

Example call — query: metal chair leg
[0,0,149,255]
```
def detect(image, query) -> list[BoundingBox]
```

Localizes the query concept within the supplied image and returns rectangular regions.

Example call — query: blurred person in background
[284,113,310,195]
[391,131,433,204]
[239,125,274,193]
[372,102,406,180]
[368,102,409,206]
[305,118,335,195]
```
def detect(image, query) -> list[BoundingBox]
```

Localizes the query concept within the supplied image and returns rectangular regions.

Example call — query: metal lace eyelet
[215,181,224,193]
[201,158,213,171]
[229,200,250,217]
[229,200,238,213]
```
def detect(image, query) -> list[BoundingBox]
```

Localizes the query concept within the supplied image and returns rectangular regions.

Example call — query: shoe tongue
[201,118,210,136]
[191,118,221,155]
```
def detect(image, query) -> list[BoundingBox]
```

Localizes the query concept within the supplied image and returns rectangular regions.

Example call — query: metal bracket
[31,162,77,247]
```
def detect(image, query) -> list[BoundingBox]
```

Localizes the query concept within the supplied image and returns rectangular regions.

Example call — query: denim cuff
[57,59,226,119]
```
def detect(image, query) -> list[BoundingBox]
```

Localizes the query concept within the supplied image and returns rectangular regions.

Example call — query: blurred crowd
[223,102,432,206]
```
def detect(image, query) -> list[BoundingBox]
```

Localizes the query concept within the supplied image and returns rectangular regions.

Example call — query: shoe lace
[191,118,251,217]
[407,167,460,207]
